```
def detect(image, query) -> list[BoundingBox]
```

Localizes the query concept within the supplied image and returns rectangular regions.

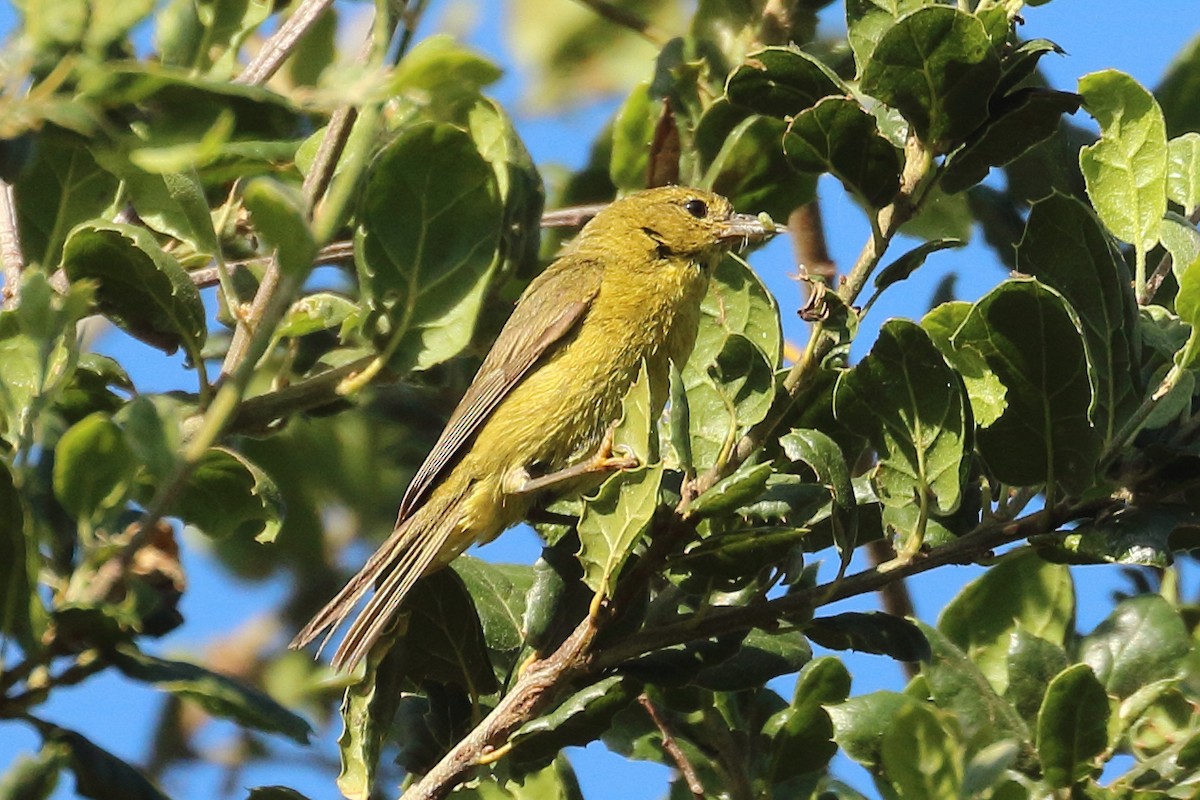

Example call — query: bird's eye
[684,199,708,219]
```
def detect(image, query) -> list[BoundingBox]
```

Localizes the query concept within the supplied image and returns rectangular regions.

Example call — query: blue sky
[1,1,1198,798]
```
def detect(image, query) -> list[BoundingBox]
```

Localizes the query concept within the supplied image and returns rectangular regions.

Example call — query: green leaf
[610,82,656,192]
[693,629,812,692]
[779,428,856,574]
[274,293,357,340]
[451,557,534,676]
[941,89,1082,194]
[829,690,927,769]
[509,676,639,772]
[922,300,1007,428]
[995,39,1065,97]
[833,320,969,555]
[395,568,498,696]
[61,221,206,356]
[242,177,317,278]
[873,238,964,293]
[173,447,283,542]
[1040,506,1200,567]
[860,7,1002,150]
[682,254,779,471]
[0,744,64,800]
[807,612,930,662]
[1036,664,1110,788]
[1005,630,1070,724]
[783,96,901,208]
[96,163,219,257]
[961,740,1020,800]
[917,622,1032,752]
[336,625,408,800]
[577,464,663,600]
[1168,132,1200,215]
[1078,594,1191,699]
[613,360,656,465]
[1015,193,1139,444]
[844,0,932,77]
[687,461,773,519]
[696,107,817,222]
[937,549,1074,695]
[44,725,169,800]
[389,34,502,123]
[880,703,962,800]
[357,122,502,372]
[1175,253,1200,368]
[1161,211,1200,283]
[951,279,1099,496]
[52,412,137,522]
[1078,70,1169,260]
[0,460,41,652]
[764,657,850,780]
[724,47,843,118]
[14,136,119,269]
[109,646,311,744]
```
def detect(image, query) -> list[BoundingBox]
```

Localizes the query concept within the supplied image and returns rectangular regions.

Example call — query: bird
[291,185,776,671]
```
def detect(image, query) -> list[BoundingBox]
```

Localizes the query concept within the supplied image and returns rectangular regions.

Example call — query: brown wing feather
[396,255,603,521]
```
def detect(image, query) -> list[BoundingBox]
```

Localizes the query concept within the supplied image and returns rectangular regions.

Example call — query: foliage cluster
[2,1,1200,799]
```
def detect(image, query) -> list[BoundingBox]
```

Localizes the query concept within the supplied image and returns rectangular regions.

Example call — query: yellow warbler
[293,185,775,670]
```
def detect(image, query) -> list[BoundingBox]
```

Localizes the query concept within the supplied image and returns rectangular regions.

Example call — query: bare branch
[638,694,705,799]
[236,0,337,86]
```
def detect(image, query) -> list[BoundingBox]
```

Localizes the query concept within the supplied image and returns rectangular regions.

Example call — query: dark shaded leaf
[784,96,901,208]
[873,238,965,293]
[764,656,850,780]
[1036,664,1109,788]
[52,412,137,522]
[807,612,930,662]
[693,629,812,691]
[509,676,639,772]
[173,447,283,542]
[724,47,842,118]
[1078,594,1190,699]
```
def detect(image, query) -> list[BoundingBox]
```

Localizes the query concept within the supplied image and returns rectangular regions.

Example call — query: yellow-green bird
[292,185,775,671]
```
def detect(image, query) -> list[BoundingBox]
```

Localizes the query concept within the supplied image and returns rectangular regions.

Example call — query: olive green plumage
[293,185,773,671]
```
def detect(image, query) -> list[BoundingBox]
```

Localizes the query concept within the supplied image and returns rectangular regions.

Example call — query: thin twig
[1144,206,1200,304]
[227,355,374,433]
[638,694,705,799]
[236,0,337,86]
[0,179,25,309]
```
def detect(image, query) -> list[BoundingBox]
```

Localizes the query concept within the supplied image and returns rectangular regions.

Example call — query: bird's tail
[290,501,459,672]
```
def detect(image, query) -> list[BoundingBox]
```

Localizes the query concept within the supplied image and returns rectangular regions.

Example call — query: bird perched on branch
[292,185,776,671]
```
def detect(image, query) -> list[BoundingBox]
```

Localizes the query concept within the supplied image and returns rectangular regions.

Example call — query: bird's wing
[396,255,603,520]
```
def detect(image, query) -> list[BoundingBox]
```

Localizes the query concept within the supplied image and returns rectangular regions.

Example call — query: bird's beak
[716,212,784,244]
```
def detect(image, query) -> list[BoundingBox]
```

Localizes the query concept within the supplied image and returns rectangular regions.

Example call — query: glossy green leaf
[807,612,931,663]
[173,447,283,542]
[1079,70,1169,258]
[397,568,498,696]
[613,360,655,465]
[834,320,968,554]
[1042,506,1200,567]
[110,646,311,744]
[336,624,407,800]
[242,177,316,278]
[829,690,927,768]
[610,82,656,192]
[941,89,1082,194]
[1005,630,1070,724]
[960,740,1021,800]
[779,428,856,573]
[1078,594,1191,699]
[951,279,1099,496]
[0,460,40,651]
[1036,664,1109,788]
[1161,211,1200,283]
[509,676,638,771]
[693,629,812,692]
[61,221,206,356]
[860,7,1001,150]
[873,238,964,293]
[922,300,1007,428]
[688,461,772,519]
[14,137,119,269]
[451,557,534,665]
[784,96,901,208]
[1015,193,1139,443]
[682,255,780,471]
[52,412,137,522]
[47,726,169,800]
[938,549,1073,695]
[1168,132,1200,215]
[918,622,1032,751]
[697,108,816,222]
[844,0,932,77]
[880,703,962,800]
[724,47,842,118]
[764,657,850,780]
[577,464,663,600]
[357,122,502,372]
[995,39,1065,97]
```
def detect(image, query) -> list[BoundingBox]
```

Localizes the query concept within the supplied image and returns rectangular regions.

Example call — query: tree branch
[0,179,25,309]
[236,0,337,86]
